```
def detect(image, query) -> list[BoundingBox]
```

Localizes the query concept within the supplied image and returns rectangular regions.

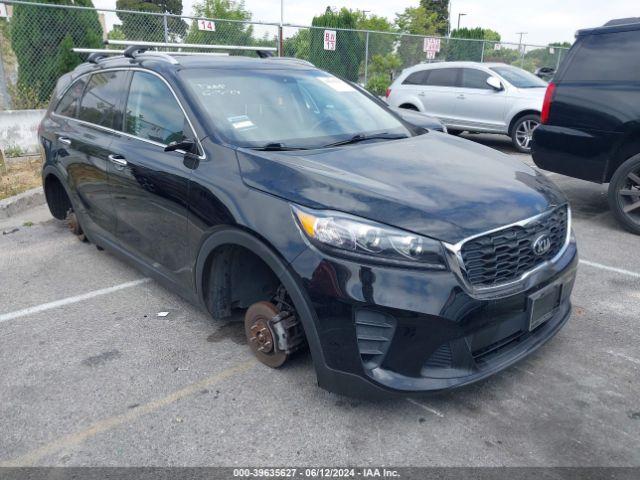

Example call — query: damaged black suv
[39,46,577,397]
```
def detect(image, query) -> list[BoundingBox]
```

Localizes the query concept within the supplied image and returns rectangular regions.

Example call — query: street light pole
[516,32,527,67]
[457,13,466,30]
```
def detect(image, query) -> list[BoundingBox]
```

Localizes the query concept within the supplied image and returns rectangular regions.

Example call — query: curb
[0,187,45,219]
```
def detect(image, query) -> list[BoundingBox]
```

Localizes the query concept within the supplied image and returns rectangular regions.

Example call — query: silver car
[386,62,548,153]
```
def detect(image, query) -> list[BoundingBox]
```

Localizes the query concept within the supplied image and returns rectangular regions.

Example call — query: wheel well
[399,103,419,111]
[202,243,281,319]
[606,134,640,182]
[508,110,540,136]
[44,174,71,220]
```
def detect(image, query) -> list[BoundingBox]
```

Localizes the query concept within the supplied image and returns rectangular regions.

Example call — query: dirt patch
[0,156,42,200]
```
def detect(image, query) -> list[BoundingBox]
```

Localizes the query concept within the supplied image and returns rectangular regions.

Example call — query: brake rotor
[244,301,288,368]
[65,210,87,242]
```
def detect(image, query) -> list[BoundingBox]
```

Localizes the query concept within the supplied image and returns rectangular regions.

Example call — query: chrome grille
[460,206,568,287]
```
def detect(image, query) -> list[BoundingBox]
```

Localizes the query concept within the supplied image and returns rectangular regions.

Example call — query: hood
[237,133,566,244]
[390,107,445,131]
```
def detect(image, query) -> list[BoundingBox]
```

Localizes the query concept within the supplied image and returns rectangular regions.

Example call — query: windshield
[490,66,548,88]
[181,68,411,149]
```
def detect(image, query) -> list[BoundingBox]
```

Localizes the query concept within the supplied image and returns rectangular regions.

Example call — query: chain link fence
[0,0,569,110]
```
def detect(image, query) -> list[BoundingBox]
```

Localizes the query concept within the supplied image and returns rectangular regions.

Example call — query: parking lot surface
[1,134,639,467]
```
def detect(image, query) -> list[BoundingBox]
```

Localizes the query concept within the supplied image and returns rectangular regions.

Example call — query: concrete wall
[0,109,46,155]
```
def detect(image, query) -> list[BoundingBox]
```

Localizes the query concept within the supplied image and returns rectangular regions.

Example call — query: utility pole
[517,32,527,67]
[457,13,466,30]
[279,0,284,56]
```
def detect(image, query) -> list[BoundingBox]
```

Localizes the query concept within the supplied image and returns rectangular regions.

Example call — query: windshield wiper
[321,133,409,148]
[251,143,310,151]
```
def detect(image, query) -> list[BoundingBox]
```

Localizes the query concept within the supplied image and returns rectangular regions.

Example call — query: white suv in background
[386,62,548,153]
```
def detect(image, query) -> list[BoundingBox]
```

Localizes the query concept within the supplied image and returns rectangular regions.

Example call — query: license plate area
[528,283,562,331]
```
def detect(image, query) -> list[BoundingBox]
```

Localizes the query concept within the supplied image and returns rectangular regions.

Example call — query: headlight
[292,205,447,270]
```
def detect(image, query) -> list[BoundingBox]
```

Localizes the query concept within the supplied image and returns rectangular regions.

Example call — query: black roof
[577,17,640,36]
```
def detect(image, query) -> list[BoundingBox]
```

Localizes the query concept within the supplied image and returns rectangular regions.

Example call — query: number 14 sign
[198,20,216,32]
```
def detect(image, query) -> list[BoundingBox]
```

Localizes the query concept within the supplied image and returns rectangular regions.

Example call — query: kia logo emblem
[532,234,552,256]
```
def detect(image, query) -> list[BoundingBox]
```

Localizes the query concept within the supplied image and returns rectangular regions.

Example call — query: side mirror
[164,138,197,154]
[486,76,503,91]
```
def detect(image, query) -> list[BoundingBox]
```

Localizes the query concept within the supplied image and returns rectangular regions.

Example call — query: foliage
[309,7,364,82]
[365,53,401,96]
[355,12,395,59]
[10,0,103,103]
[419,0,449,36]
[185,0,257,51]
[394,6,438,68]
[445,27,501,61]
[283,29,310,59]
[116,0,187,41]
[522,41,572,71]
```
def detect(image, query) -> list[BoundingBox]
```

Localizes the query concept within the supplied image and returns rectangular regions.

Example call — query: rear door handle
[58,136,71,146]
[418,91,426,97]
[457,94,466,100]
[108,154,128,167]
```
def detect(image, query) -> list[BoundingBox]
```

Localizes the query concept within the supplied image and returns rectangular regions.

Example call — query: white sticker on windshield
[318,76,355,92]
[228,115,255,130]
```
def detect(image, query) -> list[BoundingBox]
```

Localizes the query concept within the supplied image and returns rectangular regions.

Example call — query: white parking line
[579,260,640,279]
[0,278,150,324]
[407,398,445,418]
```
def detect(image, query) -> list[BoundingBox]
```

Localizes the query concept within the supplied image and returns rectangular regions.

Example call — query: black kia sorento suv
[39,46,577,398]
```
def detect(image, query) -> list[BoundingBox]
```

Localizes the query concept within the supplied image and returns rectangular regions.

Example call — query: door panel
[108,71,192,285]
[418,68,462,124]
[454,68,507,131]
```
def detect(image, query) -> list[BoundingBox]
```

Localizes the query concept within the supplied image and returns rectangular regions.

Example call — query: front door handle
[58,136,71,146]
[418,91,426,97]
[457,94,466,100]
[108,154,128,167]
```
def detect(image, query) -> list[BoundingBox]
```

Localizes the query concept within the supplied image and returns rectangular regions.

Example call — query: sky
[93,0,638,46]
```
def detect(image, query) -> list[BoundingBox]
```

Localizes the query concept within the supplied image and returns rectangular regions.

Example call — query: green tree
[283,29,310,59]
[522,41,572,72]
[11,0,103,103]
[185,0,256,50]
[365,53,401,96]
[419,0,449,36]
[445,27,500,61]
[309,7,364,82]
[116,0,187,41]
[394,6,438,68]
[355,12,395,58]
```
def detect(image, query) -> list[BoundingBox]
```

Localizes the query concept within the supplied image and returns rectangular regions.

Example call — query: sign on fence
[323,30,336,51]
[0,3,8,18]
[423,37,441,54]
[197,19,216,32]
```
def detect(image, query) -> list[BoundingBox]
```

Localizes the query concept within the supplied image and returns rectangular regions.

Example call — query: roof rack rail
[106,40,277,58]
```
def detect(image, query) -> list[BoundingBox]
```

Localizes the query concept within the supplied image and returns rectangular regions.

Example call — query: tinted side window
[403,70,429,85]
[461,68,492,89]
[426,68,459,87]
[563,31,640,83]
[125,72,185,144]
[54,78,88,118]
[78,71,128,128]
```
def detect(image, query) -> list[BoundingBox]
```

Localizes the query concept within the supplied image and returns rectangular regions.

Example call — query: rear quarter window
[562,30,640,83]
[54,77,88,118]
[402,70,429,85]
[78,71,128,129]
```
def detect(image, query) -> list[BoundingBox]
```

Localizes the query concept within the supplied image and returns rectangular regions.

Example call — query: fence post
[555,49,563,70]
[480,40,485,63]
[364,31,369,86]
[163,13,169,43]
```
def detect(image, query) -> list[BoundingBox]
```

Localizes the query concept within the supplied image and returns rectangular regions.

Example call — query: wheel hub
[244,301,288,368]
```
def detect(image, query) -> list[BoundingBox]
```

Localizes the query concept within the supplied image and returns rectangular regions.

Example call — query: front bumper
[290,236,578,398]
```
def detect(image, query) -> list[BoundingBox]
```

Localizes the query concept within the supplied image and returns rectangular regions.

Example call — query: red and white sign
[423,37,441,53]
[198,20,216,32]
[323,30,336,51]
[425,50,437,60]
[0,3,8,18]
